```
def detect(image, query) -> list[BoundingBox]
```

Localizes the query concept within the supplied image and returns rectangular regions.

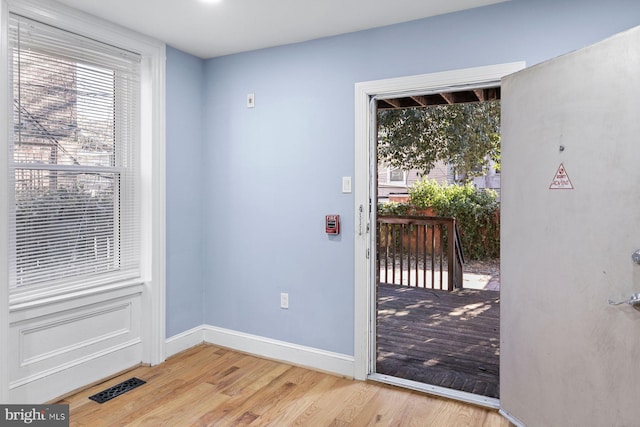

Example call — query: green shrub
[408,179,499,260]
[377,201,410,216]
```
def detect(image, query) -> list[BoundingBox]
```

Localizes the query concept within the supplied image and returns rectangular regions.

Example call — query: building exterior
[377,160,500,201]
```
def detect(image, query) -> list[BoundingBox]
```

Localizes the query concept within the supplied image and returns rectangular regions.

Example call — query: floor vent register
[88,377,146,404]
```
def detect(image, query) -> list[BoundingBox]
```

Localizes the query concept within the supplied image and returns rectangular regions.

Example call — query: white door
[500,26,640,426]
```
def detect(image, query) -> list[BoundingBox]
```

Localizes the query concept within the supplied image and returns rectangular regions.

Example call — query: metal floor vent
[89,377,146,404]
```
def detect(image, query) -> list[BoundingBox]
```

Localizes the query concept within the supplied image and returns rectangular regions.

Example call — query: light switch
[247,93,255,108]
[342,176,352,193]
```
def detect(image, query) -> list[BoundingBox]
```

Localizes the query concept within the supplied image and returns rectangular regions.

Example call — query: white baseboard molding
[165,325,207,358]
[166,324,354,378]
[8,344,142,404]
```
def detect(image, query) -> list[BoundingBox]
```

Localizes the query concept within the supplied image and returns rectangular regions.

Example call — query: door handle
[608,293,640,310]
[608,250,640,310]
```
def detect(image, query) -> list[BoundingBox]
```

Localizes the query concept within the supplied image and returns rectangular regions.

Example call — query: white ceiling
[54,0,507,59]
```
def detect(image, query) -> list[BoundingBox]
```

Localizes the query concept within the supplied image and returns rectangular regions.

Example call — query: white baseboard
[8,343,142,404]
[165,325,206,358]
[165,325,354,378]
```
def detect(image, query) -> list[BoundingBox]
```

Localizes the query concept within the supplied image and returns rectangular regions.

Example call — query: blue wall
[166,0,640,353]
[165,46,206,337]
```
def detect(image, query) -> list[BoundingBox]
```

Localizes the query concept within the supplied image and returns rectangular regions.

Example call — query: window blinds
[8,14,141,290]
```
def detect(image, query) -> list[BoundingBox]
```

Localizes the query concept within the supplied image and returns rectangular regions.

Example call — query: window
[387,167,406,184]
[8,14,141,291]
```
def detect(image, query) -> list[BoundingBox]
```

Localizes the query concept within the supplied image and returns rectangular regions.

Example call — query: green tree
[377,100,500,182]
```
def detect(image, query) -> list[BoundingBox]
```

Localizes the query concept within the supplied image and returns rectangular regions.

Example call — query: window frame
[386,167,407,185]
[0,0,166,384]
[8,14,142,293]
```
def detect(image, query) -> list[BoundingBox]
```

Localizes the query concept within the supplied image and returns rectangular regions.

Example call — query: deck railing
[376,215,464,291]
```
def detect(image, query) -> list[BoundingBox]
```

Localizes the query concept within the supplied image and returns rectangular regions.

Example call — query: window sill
[379,183,408,188]
[9,278,145,313]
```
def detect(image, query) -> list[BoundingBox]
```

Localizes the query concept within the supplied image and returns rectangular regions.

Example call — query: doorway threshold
[368,372,500,409]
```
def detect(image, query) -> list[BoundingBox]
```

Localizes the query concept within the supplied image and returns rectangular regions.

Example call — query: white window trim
[353,62,525,393]
[0,0,9,405]
[386,167,407,186]
[0,0,166,400]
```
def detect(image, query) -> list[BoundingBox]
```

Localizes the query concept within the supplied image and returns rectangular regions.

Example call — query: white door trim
[353,62,526,382]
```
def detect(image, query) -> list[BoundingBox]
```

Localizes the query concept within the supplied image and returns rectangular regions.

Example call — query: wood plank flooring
[376,284,500,398]
[57,344,510,426]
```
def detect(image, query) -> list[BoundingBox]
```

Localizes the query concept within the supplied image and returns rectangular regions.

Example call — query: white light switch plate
[342,176,352,193]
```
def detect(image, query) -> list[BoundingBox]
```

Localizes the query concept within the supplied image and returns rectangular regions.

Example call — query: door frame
[353,61,525,406]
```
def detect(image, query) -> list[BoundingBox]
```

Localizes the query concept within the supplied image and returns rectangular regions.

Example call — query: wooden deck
[376,283,500,398]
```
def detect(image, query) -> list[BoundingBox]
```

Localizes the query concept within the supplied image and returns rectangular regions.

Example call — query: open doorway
[373,89,501,399]
[353,62,525,409]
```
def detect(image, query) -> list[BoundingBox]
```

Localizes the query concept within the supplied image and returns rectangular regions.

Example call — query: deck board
[376,283,500,398]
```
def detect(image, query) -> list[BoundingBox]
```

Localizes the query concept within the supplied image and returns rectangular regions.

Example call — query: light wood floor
[57,344,511,426]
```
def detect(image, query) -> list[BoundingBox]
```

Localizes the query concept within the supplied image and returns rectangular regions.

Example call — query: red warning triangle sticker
[549,163,574,189]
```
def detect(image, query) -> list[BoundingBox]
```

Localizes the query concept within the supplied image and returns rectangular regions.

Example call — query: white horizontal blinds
[9,14,141,290]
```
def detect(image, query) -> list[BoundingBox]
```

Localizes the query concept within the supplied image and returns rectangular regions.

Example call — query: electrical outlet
[280,292,289,309]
